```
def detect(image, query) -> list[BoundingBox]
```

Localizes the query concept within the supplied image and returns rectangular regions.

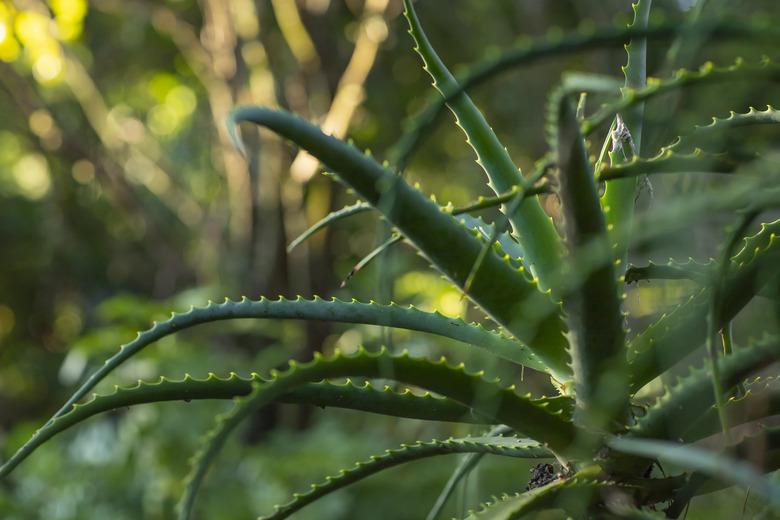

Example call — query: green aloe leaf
[625,221,780,287]
[600,0,651,270]
[582,58,780,136]
[403,0,564,292]
[392,19,780,172]
[463,466,613,519]
[607,436,780,509]
[178,348,576,519]
[598,148,746,181]
[625,258,712,284]
[675,105,780,150]
[227,107,570,378]
[455,214,524,262]
[553,91,627,431]
[288,201,371,252]
[628,219,780,390]
[630,335,780,440]
[450,184,548,216]
[49,296,545,421]
[0,375,521,479]
[600,105,780,182]
[426,425,514,520]
[262,434,551,520]
[681,376,780,443]
[666,427,780,516]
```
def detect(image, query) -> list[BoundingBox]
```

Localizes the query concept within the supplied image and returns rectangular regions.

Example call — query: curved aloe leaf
[598,149,745,181]
[292,169,550,257]
[262,434,551,520]
[392,19,780,171]
[179,348,577,519]
[681,376,780,443]
[693,427,780,496]
[426,425,514,520]
[706,211,762,434]
[47,296,544,423]
[607,436,780,509]
[553,92,627,431]
[628,219,780,390]
[455,214,524,262]
[341,234,403,287]
[600,0,651,270]
[463,466,612,519]
[288,201,371,252]
[630,335,780,440]
[625,258,712,284]
[679,105,780,150]
[0,375,512,478]
[451,182,551,218]
[582,58,780,136]
[227,107,570,378]
[403,0,564,292]
[732,218,780,265]
[667,427,780,515]
[600,105,780,181]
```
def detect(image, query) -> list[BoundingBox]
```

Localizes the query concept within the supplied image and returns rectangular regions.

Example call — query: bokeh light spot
[13,153,51,199]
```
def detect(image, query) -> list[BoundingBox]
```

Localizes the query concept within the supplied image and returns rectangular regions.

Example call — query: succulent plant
[3,1,780,518]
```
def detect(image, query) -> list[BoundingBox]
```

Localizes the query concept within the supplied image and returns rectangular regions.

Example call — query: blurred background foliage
[0,0,779,518]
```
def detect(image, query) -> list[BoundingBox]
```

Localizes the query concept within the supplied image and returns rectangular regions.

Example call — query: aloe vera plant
[3,1,780,518]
